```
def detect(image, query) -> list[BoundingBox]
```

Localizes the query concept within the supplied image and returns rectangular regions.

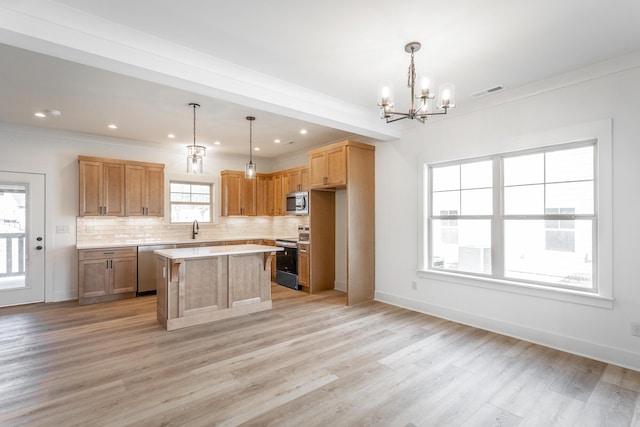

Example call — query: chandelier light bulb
[420,76,430,97]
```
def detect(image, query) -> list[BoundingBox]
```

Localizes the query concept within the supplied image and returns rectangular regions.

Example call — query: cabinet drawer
[79,247,137,260]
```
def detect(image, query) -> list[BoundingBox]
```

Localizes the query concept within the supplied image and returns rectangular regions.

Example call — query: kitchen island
[154,244,282,331]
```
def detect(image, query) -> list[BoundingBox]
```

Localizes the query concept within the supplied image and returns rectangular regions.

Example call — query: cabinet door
[325,146,347,186]
[145,166,164,216]
[79,160,103,216]
[79,258,110,298]
[125,165,164,216]
[298,244,309,288]
[256,175,270,216]
[299,168,310,191]
[103,162,126,216]
[125,164,146,216]
[241,176,257,216]
[110,256,137,294]
[221,172,242,216]
[281,173,291,197]
[309,152,327,188]
[272,174,283,216]
[266,176,276,216]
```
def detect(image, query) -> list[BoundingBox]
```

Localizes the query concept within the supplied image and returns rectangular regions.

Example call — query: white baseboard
[375,290,640,372]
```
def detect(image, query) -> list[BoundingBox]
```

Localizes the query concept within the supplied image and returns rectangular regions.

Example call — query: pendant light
[245,116,257,179]
[187,103,206,174]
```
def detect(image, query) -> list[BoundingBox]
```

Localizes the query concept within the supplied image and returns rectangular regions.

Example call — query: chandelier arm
[418,107,449,117]
[385,114,411,123]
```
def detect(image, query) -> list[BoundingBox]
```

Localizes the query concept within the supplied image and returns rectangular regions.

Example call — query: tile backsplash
[76,215,308,246]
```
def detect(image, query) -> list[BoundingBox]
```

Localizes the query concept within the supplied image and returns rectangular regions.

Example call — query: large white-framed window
[169,181,214,223]
[419,120,613,308]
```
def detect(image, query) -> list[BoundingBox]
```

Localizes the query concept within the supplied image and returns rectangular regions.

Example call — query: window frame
[418,120,613,309]
[169,180,215,224]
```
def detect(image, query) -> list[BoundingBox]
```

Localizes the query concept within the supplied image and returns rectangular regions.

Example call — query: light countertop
[154,244,283,260]
[76,236,297,250]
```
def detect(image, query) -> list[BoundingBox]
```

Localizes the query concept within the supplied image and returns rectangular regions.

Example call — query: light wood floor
[1,284,639,427]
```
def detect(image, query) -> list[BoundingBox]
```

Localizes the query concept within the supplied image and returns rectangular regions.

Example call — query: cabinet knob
[36,245,43,250]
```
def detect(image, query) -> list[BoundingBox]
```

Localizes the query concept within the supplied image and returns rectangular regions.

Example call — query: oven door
[275,240,299,290]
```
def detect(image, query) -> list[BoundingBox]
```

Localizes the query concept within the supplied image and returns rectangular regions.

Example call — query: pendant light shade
[245,116,257,179]
[187,103,206,174]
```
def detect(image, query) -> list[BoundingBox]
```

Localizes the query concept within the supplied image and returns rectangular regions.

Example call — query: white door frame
[0,171,46,306]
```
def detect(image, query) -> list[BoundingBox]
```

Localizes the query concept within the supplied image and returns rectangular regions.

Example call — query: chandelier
[245,116,257,179]
[378,42,455,123]
[187,103,206,174]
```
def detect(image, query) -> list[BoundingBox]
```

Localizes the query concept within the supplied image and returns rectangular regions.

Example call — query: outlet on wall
[631,322,640,337]
[411,280,417,291]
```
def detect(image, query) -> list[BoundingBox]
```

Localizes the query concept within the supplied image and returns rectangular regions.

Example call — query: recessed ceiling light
[34,109,61,118]
[300,129,307,135]
[274,139,281,144]
[214,141,221,146]
[254,147,260,151]
[108,124,118,129]
[168,133,175,139]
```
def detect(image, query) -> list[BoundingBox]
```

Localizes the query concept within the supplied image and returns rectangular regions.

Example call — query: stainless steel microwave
[286,191,308,215]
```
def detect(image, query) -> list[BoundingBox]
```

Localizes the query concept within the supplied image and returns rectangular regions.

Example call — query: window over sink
[170,181,214,223]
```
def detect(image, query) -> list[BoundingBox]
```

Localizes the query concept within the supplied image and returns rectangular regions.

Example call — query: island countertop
[154,244,283,260]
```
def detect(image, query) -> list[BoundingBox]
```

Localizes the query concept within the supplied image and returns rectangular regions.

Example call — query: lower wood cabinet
[78,247,137,305]
[298,242,309,291]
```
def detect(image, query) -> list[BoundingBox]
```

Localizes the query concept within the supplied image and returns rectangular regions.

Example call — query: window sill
[417,269,613,309]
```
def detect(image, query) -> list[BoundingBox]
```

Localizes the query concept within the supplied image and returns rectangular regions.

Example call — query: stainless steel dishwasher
[137,244,176,295]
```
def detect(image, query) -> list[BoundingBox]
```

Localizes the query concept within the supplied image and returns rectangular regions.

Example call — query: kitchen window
[423,140,608,302]
[169,181,214,223]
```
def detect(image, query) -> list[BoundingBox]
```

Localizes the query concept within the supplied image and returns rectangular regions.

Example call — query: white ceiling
[1,0,640,158]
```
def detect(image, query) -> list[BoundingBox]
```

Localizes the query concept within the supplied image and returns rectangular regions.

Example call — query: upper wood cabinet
[220,166,308,217]
[256,174,270,216]
[78,158,125,216]
[285,167,310,193]
[125,164,165,216]
[78,156,164,217]
[221,170,257,216]
[270,173,283,216]
[309,144,347,188]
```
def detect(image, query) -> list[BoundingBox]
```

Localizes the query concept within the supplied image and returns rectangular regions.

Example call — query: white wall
[375,63,640,370]
[0,125,295,302]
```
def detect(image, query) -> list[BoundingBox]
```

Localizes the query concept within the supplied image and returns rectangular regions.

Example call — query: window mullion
[492,156,504,277]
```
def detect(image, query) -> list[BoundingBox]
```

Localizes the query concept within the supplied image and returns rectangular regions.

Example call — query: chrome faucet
[192,220,199,239]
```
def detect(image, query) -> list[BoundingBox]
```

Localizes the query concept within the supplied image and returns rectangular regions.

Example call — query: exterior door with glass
[0,172,45,306]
